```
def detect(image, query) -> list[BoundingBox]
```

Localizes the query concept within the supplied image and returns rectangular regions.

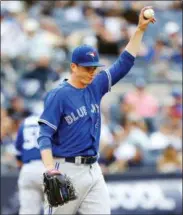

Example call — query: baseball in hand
[143,9,155,19]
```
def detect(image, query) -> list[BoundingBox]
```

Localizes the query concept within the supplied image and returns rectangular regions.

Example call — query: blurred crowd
[1,1,182,175]
[99,79,182,174]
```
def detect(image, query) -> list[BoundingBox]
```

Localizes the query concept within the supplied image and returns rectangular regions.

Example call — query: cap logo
[86,51,96,60]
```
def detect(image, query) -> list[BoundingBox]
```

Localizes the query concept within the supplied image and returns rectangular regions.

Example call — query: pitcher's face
[71,63,97,86]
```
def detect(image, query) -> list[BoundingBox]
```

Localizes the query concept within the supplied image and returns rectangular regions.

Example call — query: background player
[15,113,46,214]
[38,6,156,215]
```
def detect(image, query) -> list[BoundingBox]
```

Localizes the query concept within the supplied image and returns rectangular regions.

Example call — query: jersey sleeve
[93,51,135,98]
[14,121,24,161]
[38,90,63,131]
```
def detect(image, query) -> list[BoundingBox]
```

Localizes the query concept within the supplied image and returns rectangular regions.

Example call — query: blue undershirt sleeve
[92,50,135,98]
[38,123,56,151]
[108,50,135,86]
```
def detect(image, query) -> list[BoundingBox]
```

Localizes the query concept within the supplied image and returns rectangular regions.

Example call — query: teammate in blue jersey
[38,7,156,214]
[15,114,46,215]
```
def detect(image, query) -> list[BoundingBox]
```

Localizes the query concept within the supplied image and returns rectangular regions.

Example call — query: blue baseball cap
[71,44,104,67]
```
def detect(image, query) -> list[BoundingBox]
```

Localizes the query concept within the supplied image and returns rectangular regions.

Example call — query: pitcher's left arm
[94,6,156,96]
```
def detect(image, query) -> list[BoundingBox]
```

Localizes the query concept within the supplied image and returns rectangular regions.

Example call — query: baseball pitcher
[37,7,156,215]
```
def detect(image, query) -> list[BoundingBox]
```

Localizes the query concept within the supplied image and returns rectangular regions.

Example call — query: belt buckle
[83,157,87,164]
[75,156,82,165]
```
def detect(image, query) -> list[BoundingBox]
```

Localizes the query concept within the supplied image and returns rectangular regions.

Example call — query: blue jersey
[38,51,135,157]
[15,115,41,163]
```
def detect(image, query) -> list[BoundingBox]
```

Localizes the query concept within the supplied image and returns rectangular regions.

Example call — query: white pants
[18,160,46,214]
[44,159,111,215]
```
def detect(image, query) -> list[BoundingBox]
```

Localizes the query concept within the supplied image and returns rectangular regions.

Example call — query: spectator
[118,22,131,53]
[1,6,27,59]
[99,114,121,173]
[22,18,54,61]
[108,113,149,173]
[109,94,133,126]
[1,108,14,143]
[18,55,60,99]
[123,113,150,150]
[157,144,182,173]
[124,78,158,133]
[92,15,121,55]
[1,107,17,171]
[149,118,182,151]
[170,40,182,65]
[99,144,117,174]
[100,114,114,148]
[125,78,158,118]
[126,1,181,11]
[7,96,31,119]
[145,36,170,63]
[168,88,182,120]
[64,1,85,22]
[164,21,181,50]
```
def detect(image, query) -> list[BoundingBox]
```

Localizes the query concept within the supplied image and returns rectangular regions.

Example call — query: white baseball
[143,9,154,19]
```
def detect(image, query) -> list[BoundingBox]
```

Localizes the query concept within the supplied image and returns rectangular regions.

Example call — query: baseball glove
[43,169,77,207]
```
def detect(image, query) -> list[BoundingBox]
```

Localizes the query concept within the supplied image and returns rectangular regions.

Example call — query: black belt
[64,156,98,165]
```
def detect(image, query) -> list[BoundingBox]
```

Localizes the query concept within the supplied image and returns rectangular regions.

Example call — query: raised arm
[95,6,156,96]
[125,6,156,57]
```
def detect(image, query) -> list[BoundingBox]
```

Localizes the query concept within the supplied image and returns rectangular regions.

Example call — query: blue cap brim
[78,62,105,67]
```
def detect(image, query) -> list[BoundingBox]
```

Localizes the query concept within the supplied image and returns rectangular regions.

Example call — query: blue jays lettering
[64,103,99,125]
